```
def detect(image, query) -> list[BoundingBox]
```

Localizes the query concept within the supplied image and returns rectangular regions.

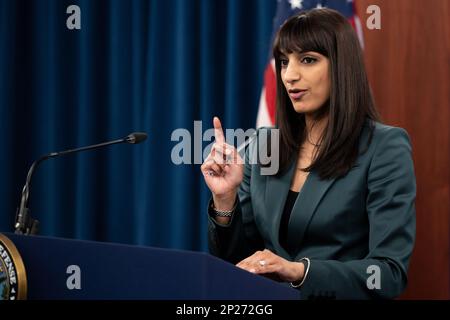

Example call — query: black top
[279,189,299,255]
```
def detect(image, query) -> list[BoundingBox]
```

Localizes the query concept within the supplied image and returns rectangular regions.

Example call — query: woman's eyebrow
[300,51,318,55]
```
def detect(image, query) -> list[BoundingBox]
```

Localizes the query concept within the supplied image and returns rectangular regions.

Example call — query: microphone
[14,132,148,235]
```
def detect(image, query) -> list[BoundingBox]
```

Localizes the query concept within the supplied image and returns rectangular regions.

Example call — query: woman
[201,8,415,299]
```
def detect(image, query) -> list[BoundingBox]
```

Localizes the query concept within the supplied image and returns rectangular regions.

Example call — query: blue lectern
[1,233,300,300]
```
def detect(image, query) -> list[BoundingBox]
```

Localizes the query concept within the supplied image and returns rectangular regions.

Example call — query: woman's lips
[288,89,307,100]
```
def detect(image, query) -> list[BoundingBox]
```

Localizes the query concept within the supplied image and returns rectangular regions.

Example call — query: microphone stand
[14,133,147,235]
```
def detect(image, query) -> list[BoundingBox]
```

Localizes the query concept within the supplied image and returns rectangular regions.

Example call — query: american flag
[256,0,364,127]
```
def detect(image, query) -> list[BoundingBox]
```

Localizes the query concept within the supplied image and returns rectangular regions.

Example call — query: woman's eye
[280,59,289,67]
[301,57,317,64]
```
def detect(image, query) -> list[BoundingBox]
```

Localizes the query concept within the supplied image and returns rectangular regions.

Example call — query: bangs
[273,13,330,59]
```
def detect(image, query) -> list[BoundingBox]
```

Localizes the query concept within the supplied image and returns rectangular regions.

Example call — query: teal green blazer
[208,121,416,299]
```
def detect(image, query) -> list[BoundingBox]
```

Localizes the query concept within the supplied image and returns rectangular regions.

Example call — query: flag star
[289,0,303,10]
[316,3,324,9]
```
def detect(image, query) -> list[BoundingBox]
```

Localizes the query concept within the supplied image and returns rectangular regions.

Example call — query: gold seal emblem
[0,234,27,300]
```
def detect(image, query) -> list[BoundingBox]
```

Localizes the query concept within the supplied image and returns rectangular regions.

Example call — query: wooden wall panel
[356,0,450,299]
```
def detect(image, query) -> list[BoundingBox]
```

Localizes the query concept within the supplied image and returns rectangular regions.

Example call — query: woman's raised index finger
[213,117,225,144]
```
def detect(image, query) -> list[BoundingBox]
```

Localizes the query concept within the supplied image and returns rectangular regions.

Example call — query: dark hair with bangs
[271,8,380,179]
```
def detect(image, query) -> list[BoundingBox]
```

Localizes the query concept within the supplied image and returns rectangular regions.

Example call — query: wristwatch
[210,198,237,217]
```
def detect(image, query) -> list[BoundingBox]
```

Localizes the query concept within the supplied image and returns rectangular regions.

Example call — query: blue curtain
[0,0,276,251]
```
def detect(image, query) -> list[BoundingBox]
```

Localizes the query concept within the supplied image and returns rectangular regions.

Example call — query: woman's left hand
[236,249,305,283]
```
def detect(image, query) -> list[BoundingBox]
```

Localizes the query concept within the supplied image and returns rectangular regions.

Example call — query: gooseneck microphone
[14,132,148,235]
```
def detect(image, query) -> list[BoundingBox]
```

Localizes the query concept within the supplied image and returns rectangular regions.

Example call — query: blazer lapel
[264,160,296,255]
[288,171,336,258]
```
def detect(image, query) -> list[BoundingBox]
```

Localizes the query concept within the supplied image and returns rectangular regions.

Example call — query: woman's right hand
[201,117,244,210]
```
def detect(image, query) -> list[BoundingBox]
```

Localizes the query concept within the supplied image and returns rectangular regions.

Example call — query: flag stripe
[264,61,277,125]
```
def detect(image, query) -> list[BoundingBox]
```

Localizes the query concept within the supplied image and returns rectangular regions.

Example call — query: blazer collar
[264,160,336,259]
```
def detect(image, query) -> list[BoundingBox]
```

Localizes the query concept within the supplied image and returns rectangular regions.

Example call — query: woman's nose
[284,64,301,83]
